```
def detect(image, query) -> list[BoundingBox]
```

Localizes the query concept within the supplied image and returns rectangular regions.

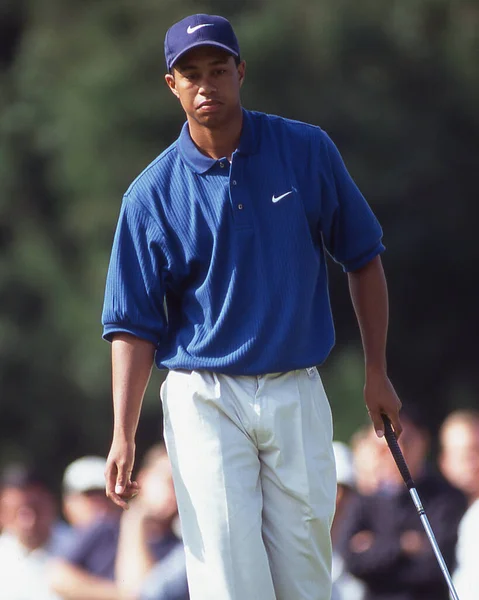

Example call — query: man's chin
[197,112,227,129]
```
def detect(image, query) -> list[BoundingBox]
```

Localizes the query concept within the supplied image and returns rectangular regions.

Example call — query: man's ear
[165,73,180,98]
[238,60,246,88]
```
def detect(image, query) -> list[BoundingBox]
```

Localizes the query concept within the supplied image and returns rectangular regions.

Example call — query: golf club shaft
[381,415,460,600]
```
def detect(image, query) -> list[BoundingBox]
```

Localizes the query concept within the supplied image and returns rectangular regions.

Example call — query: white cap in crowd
[333,441,356,489]
[62,456,107,494]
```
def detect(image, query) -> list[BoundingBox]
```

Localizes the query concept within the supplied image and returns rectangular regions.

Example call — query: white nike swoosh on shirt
[272,190,294,203]
[187,24,214,34]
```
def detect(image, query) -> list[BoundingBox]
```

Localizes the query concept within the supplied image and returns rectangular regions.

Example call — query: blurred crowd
[332,407,479,600]
[0,444,188,600]
[1,407,478,600]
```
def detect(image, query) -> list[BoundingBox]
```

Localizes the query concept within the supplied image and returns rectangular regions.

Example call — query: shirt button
[219,162,225,168]
[232,180,237,186]
[238,204,244,210]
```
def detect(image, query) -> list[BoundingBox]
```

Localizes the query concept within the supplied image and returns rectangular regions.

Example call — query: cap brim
[168,41,239,70]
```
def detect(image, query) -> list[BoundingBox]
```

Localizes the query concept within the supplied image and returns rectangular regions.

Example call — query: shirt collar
[177,108,259,174]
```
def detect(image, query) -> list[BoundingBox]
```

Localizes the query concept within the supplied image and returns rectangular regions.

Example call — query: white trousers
[161,368,336,600]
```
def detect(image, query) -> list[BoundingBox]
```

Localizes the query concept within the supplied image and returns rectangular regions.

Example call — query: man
[49,447,188,600]
[102,13,402,600]
[48,456,122,599]
[115,444,188,600]
[0,465,63,600]
[62,455,120,530]
[350,424,385,496]
[339,409,467,600]
[439,409,479,505]
[439,410,479,600]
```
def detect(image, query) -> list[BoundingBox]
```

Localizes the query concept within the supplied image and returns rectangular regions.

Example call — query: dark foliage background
[1,0,478,483]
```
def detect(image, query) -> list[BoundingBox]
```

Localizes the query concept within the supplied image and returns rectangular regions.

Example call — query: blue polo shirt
[102,109,384,375]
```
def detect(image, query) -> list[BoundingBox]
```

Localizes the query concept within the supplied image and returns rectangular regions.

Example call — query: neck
[146,520,174,541]
[19,535,47,552]
[468,492,479,507]
[188,107,243,161]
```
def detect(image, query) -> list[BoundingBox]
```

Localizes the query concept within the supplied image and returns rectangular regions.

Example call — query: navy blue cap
[164,14,240,71]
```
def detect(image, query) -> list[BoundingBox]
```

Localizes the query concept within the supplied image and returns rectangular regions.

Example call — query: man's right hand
[105,437,139,510]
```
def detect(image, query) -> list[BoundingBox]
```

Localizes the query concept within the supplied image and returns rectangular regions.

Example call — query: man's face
[165,46,245,129]
[63,489,118,528]
[360,419,428,487]
[397,419,429,475]
[440,421,479,498]
[0,485,56,550]
[139,455,178,523]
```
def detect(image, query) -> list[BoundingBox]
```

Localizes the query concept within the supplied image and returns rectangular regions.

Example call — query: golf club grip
[381,415,415,490]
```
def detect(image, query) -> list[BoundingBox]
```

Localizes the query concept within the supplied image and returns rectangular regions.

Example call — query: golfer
[102,13,402,600]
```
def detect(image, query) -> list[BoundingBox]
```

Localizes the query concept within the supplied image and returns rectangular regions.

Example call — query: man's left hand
[364,368,402,438]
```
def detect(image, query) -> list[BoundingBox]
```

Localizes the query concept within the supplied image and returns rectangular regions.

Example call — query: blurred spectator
[0,465,63,600]
[49,456,121,599]
[115,443,189,600]
[49,444,188,600]
[331,441,365,600]
[339,408,467,600]
[62,455,119,528]
[439,410,479,505]
[350,425,384,496]
[439,410,479,600]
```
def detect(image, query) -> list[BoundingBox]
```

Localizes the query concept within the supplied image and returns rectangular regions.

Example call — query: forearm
[115,508,156,597]
[111,333,156,441]
[49,560,119,600]
[347,255,402,435]
[105,334,156,508]
[347,255,388,372]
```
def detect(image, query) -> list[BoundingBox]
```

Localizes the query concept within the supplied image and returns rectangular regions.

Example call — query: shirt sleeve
[319,132,385,272]
[58,519,118,580]
[102,194,169,345]
[59,525,94,566]
[139,543,189,600]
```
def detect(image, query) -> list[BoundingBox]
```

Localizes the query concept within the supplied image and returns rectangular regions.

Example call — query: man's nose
[198,77,217,95]
[16,506,37,527]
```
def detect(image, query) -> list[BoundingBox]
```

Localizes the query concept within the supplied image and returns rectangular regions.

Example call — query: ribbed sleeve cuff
[342,242,385,272]
[102,324,159,346]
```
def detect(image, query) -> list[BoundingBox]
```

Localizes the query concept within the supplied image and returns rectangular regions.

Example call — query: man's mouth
[197,100,222,111]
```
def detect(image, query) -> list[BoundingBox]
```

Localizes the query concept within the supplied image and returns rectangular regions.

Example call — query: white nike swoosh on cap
[187,24,214,34]
[272,190,294,203]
